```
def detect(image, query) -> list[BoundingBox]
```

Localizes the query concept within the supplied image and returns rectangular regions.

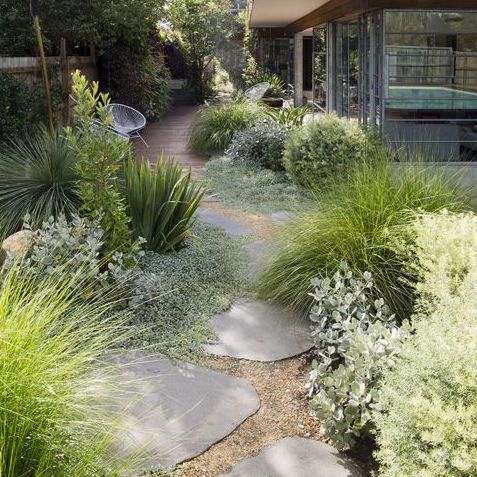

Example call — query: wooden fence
[0,52,97,124]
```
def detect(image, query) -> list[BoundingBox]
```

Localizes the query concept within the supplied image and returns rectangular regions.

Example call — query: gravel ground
[177,353,321,477]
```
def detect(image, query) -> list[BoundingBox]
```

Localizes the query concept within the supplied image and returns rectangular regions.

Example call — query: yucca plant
[125,157,204,253]
[188,99,267,154]
[258,154,467,321]
[0,265,135,477]
[0,127,80,240]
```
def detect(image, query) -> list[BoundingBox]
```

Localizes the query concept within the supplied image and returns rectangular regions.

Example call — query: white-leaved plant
[3,214,143,295]
[307,261,410,450]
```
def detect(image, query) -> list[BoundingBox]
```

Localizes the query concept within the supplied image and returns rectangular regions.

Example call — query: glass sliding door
[360,11,384,129]
[313,24,327,112]
[329,20,360,119]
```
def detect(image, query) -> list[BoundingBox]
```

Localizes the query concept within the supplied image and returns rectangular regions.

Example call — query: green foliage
[258,157,465,320]
[0,127,80,240]
[0,266,135,476]
[2,214,139,291]
[127,221,248,360]
[283,114,375,188]
[403,210,477,312]
[374,271,477,476]
[205,156,305,214]
[0,0,165,55]
[188,99,267,154]
[125,158,204,253]
[246,71,286,98]
[307,262,409,450]
[0,74,44,144]
[226,121,290,170]
[167,0,240,100]
[68,71,134,257]
[265,105,310,129]
[108,44,171,120]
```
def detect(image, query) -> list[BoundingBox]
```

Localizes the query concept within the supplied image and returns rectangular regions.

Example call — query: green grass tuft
[188,100,267,154]
[0,267,135,476]
[257,157,467,321]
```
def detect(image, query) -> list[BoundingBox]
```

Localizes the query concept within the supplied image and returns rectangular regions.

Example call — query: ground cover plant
[125,157,204,253]
[258,156,465,320]
[188,99,267,154]
[0,266,136,476]
[128,220,248,360]
[283,114,375,188]
[205,156,305,214]
[226,120,290,170]
[0,126,80,240]
[374,211,477,476]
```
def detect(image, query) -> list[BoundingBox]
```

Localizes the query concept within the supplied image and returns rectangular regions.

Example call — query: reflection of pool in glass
[386,86,477,110]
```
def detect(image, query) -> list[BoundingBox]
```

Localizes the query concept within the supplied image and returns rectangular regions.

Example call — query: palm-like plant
[125,157,204,253]
[0,127,80,240]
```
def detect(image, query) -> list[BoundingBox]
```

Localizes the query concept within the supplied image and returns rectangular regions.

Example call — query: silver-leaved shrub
[3,214,141,291]
[307,262,409,450]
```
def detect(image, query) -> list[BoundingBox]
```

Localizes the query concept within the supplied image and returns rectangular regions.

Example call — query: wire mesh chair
[244,82,270,100]
[105,103,148,146]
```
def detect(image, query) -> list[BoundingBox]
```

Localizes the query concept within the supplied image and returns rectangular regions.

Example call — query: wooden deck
[133,106,208,178]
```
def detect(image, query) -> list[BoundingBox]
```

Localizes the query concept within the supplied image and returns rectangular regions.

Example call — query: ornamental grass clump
[0,266,135,476]
[0,126,80,240]
[125,157,204,253]
[258,155,465,321]
[188,99,267,154]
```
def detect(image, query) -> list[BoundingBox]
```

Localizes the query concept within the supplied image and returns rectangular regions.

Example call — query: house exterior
[248,1,477,160]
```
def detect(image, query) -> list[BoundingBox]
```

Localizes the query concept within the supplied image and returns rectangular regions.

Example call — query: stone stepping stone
[198,208,251,236]
[220,437,363,477]
[203,299,313,362]
[107,350,260,471]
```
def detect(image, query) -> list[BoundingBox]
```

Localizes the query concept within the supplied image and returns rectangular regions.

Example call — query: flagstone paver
[198,208,252,236]
[203,299,313,362]
[107,351,260,471]
[220,437,363,477]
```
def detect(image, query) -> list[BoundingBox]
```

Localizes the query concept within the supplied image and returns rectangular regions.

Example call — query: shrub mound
[257,157,464,320]
[283,114,374,188]
[226,121,290,170]
[188,99,267,154]
[374,211,477,477]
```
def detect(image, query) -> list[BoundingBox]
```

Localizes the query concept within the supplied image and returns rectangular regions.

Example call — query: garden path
[133,106,208,178]
[127,106,364,476]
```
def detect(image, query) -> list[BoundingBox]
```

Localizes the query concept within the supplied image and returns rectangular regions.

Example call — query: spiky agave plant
[0,265,136,477]
[0,127,80,240]
[125,157,204,253]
